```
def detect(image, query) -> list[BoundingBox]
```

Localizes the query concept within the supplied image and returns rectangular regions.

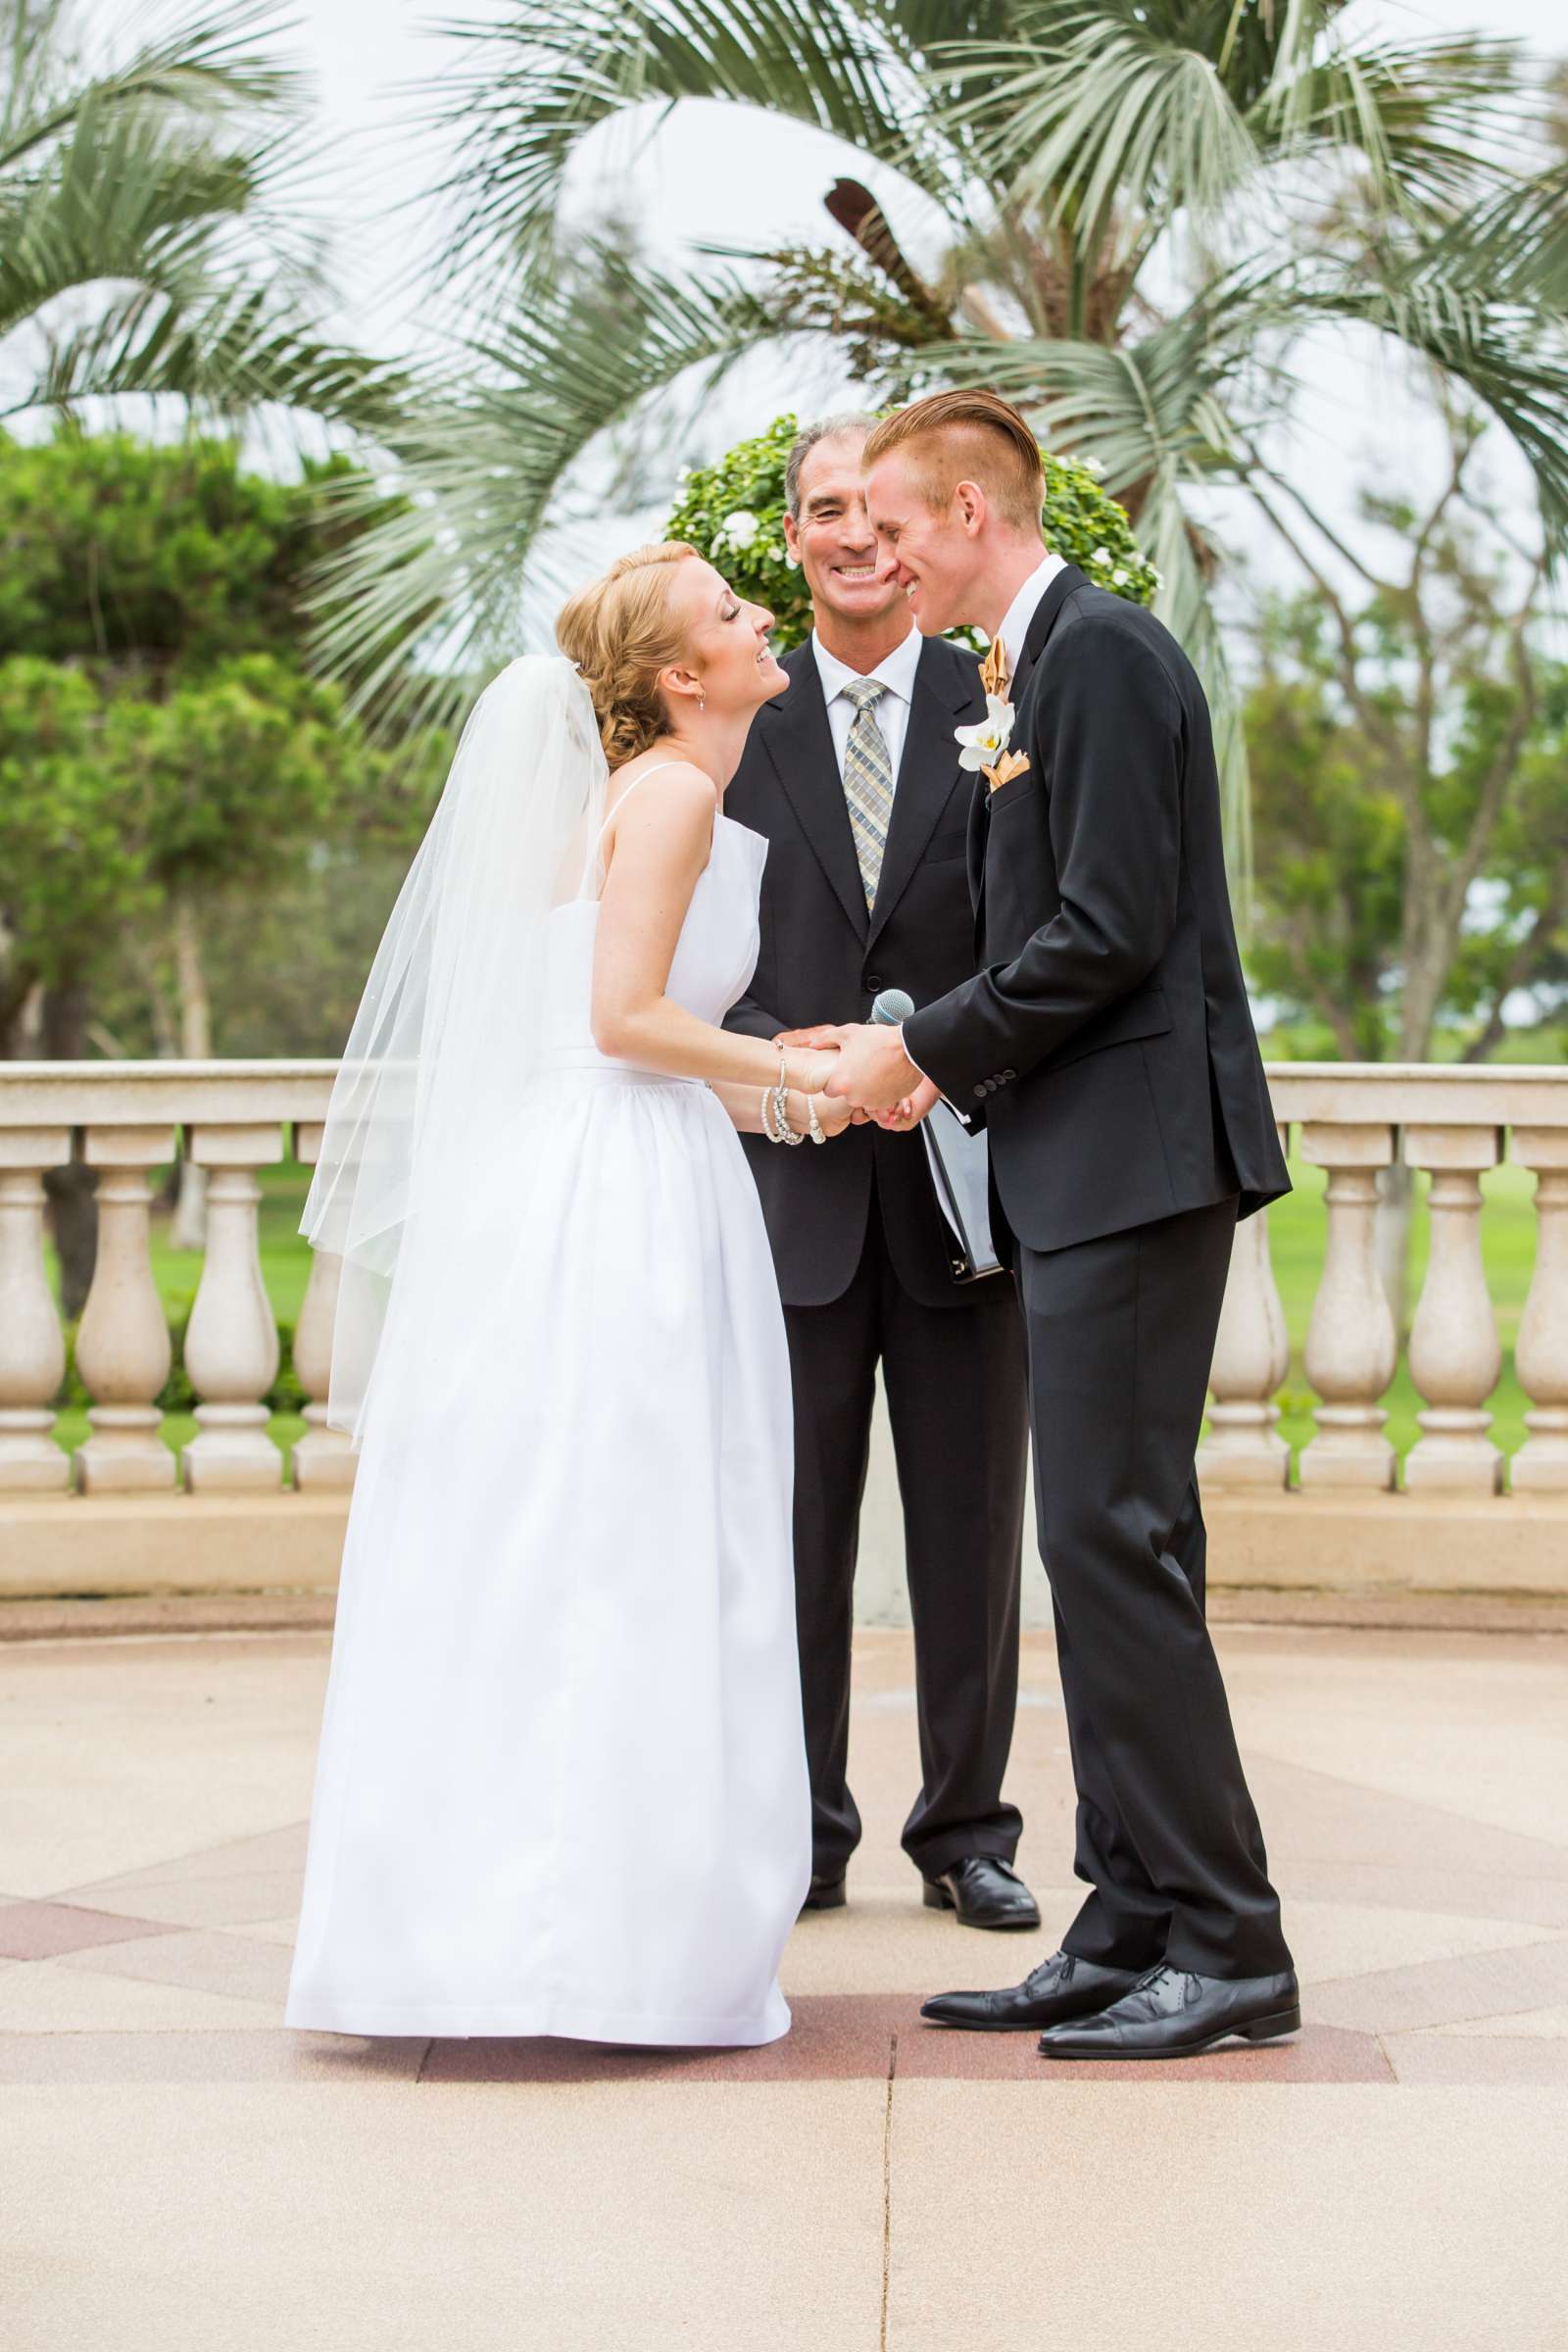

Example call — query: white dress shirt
[995,550,1066,686]
[812,625,922,784]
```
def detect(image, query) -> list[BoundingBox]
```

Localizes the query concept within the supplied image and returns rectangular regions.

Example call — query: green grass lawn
[48,1155,1540,1475]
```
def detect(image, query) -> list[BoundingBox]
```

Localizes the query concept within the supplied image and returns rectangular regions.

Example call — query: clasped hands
[774,1023,941,1135]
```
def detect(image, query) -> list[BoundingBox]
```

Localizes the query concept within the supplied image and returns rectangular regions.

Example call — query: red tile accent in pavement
[10,2015,1568,2088]
[0,1901,177,1961]
[416,1998,1390,2086]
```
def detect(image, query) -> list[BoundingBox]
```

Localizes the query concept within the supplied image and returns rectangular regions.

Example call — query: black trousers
[784,1200,1029,1881]
[1018,1195,1292,1981]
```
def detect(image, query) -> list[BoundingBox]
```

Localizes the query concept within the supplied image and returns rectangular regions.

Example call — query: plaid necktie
[840,676,894,909]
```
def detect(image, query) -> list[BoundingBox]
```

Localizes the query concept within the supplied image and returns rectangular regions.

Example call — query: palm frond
[309,249,782,733]
[1433,159,1568,316]
[21,282,407,435]
[1297,259,1568,554]
[426,0,985,298]
[0,99,260,338]
[933,3,1535,264]
[931,7,1260,254]
[0,1,297,175]
[1257,32,1530,220]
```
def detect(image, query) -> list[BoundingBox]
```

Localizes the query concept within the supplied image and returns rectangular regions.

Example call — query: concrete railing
[1200,1064,1568,1498]
[2,1058,1566,1600]
[0,1062,342,1499]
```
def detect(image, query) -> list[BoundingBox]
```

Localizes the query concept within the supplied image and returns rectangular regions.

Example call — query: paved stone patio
[2,1618,1565,2348]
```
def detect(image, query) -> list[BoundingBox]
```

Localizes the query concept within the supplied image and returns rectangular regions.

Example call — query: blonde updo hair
[556,541,701,766]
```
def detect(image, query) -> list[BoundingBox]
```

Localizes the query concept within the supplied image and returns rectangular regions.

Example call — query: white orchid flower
[954,694,1016,772]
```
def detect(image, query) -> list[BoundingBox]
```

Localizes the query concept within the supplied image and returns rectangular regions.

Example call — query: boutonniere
[956,639,1030,792]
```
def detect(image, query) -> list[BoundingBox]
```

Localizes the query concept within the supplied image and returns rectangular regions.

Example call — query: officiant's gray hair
[784,413,881,519]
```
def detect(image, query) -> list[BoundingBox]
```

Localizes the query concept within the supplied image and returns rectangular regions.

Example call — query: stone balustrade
[0,1063,341,1500]
[1,1059,1567,1601]
[1200,1063,1568,1497]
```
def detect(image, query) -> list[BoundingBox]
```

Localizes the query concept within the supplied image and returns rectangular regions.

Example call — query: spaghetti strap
[579,760,710,895]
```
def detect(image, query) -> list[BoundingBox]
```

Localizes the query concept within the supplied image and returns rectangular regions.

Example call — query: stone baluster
[1298,1122,1397,1491]
[0,1127,72,1492]
[74,1126,177,1493]
[288,1121,356,1492]
[180,1124,284,1492]
[1510,1126,1568,1493]
[1403,1124,1503,1494]
[1199,1160,1291,1488]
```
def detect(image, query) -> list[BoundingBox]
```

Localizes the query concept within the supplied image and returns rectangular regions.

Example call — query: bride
[286,543,852,2046]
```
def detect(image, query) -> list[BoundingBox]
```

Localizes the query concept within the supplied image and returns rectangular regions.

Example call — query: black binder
[920,1102,1004,1284]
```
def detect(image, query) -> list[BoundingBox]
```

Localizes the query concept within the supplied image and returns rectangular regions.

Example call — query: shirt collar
[997,551,1066,687]
[811,624,922,710]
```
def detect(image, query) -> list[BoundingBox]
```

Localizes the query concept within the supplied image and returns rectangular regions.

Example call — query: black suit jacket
[724,632,992,1309]
[904,566,1290,1255]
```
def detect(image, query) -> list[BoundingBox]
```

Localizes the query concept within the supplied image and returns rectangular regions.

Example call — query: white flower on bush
[1090,545,1113,568]
[715,509,760,552]
[1112,566,1130,587]
[1083,456,1106,477]
[955,694,1016,772]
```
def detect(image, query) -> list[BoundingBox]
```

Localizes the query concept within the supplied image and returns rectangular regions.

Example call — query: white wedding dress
[287,783,811,2043]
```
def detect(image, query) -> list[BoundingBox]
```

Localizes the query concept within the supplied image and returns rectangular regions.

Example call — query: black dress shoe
[799,1874,846,1915]
[921,1949,1140,2033]
[1038,1964,1301,2059]
[921,1856,1041,1930]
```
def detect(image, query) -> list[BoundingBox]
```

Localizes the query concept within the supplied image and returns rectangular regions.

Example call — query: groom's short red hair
[863,390,1045,532]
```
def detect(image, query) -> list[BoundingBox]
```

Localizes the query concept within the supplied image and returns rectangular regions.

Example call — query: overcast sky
[94,0,1568,618]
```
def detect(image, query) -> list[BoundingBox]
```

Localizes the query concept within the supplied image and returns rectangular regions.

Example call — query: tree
[1,0,398,429]
[1244,416,1568,1067]
[0,428,419,1297]
[314,0,1568,867]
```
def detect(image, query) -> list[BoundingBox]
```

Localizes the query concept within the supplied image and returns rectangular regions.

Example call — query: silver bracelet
[774,1083,805,1145]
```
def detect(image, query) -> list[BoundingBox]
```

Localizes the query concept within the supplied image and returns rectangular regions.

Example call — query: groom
[819,388,1298,2059]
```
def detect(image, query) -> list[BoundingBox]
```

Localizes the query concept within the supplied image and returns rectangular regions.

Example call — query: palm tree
[0,0,397,430]
[317,0,1568,857]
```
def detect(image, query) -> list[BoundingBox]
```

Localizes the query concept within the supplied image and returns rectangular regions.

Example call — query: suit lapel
[865,640,975,950]
[1009,562,1086,706]
[757,642,867,942]
[972,564,1087,945]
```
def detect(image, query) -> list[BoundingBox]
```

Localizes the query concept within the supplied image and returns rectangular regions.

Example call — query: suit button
[972,1085,987,1102]
[864,974,885,994]
[1002,1068,1016,1081]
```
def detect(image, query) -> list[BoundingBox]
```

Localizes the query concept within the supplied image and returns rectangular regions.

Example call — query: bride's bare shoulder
[605,757,718,841]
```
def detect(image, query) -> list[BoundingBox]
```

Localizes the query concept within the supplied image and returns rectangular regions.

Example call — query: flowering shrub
[665,413,1158,651]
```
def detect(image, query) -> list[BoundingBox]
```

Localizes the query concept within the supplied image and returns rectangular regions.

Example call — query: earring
[698,692,707,712]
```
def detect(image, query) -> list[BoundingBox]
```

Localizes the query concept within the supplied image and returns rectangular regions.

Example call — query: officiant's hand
[873,1076,940,1132]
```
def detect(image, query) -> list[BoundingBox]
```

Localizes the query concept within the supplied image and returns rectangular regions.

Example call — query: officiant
[724,416,1035,1930]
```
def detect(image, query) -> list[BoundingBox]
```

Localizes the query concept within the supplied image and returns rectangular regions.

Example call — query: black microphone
[870,988,915,1027]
